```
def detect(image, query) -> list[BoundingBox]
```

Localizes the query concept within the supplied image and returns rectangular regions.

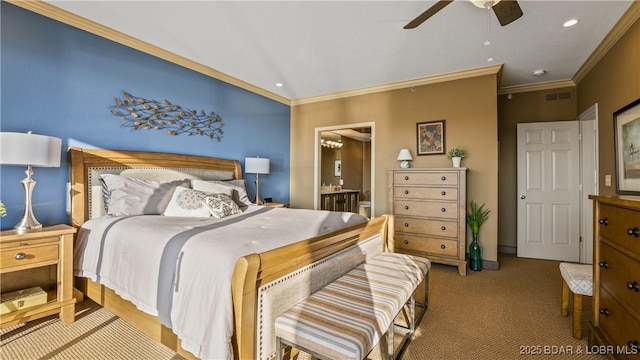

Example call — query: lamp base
[14,166,43,233]
[400,161,410,169]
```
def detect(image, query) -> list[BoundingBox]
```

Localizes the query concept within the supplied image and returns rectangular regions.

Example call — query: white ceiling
[46,1,634,102]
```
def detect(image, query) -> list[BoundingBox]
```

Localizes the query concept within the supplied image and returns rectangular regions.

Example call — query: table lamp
[0,131,62,232]
[245,156,270,205]
[397,148,413,168]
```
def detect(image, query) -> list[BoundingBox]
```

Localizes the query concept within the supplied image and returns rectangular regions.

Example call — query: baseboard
[482,259,499,270]
[498,245,517,255]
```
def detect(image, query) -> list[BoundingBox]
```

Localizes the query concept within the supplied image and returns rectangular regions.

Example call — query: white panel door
[517,121,580,261]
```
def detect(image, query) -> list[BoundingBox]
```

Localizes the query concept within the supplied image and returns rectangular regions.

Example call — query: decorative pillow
[191,179,252,210]
[202,192,242,218]
[164,186,217,217]
[100,174,189,216]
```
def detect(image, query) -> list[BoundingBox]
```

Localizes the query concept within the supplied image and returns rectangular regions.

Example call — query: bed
[68,148,392,360]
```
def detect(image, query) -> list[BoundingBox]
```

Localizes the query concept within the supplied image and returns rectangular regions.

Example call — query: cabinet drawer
[599,242,640,315]
[394,172,458,186]
[395,234,458,257]
[394,200,458,219]
[0,244,59,270]
[394,186,458,201]
[395,216,458,238]
[598,204,640,254]
[598,287,640,354]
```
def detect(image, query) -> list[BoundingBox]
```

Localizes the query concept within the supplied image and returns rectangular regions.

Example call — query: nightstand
[0,224,77,328]
[263,202,289,208]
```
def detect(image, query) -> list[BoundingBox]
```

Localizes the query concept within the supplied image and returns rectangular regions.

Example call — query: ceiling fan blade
[492,0,523,26]
[404,0,453,29]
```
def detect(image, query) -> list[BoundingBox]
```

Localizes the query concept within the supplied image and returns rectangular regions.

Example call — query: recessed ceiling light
[563,19,579,27]
[532,69,546,76]
[275,83,283,87]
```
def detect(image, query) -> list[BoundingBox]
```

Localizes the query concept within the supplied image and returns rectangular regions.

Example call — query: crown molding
[497,80,576,95]
[573,1,640,85]
[6,0,291,106]
[291,64,503,106]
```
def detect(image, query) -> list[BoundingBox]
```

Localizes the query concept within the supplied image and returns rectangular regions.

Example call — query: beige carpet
[1,254,605,360]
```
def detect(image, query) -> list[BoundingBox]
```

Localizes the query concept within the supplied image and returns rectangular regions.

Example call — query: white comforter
[74,205,367,360]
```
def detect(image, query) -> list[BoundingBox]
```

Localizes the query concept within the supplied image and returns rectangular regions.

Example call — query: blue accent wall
[0,3,291,230]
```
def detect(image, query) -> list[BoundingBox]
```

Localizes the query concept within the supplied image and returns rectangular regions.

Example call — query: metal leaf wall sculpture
[109,91,224,141]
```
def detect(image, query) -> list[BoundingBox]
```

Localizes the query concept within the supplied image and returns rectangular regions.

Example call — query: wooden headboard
[68,147,243,227]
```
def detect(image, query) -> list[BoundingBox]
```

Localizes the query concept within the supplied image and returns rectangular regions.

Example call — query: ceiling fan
[404,0,523,29]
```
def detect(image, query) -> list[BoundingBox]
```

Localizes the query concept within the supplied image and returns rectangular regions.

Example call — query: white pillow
[163,186,214,217]
[191,179,252,210]
[203,192,242,218]
[100,174,189,216]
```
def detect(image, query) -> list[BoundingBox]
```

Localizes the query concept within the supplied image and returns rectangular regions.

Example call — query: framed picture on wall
[417,120,445,155]
[334,159,342,177]
[614,98,640,195]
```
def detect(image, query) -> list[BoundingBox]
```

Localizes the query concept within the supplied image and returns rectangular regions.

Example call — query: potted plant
[447,147,466,167]
[0,201,6,218]
[466,200,490,271]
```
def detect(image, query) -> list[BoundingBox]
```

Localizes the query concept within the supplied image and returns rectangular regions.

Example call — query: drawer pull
[404,240,409,245]
[404,176,409,181]
[404,190,409,195]
[14,252,26,260]
[598,261,609,269]
[598,308,610,316]
[441,208,446,212]
[441,176,446,181]
[404,205,409,210]
[598,218,609,225]
[627,227,640,237]
[627,281,640,292]
[404,223,409,227]
[441,226,446,231]
[441,191,446,196]
[440,244,446,249]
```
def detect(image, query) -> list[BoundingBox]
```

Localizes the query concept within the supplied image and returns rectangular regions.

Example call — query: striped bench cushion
[275,252,430,360]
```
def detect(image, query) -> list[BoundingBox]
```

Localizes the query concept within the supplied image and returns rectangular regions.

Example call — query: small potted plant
[447,147,466,167]
[466,200,490,271]
[0,201,6,218]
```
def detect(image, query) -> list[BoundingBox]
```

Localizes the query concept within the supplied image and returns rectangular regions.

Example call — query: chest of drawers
[389,168,467,276]
[589,195,640,358]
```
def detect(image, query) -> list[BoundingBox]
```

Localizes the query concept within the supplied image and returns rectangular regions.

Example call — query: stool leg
[573,294,582,339]
[387,320,394,360]
[276,337,283,360]
[561,279,569,317]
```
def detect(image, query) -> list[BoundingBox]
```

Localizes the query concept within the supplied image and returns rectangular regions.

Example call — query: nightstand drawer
[0,236,60,250]
[1,244,59,270]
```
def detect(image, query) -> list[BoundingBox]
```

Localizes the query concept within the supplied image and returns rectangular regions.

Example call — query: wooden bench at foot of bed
[274,252,430,360]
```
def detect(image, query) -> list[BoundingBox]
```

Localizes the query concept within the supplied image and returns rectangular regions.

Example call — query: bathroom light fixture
[245,157,270,205]
[0,131,62,232]
[397,149,413,168]
[321,139,343,149]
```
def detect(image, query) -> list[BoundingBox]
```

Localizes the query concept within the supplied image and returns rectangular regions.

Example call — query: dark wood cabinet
[321,190,359,213]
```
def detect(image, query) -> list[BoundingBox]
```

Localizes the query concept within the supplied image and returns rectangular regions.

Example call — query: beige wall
[291,74,501,262]
[497,88,578,250]
[577,17,640,196]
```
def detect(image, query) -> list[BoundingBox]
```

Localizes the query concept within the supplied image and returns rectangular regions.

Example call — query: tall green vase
[469,232,482,271]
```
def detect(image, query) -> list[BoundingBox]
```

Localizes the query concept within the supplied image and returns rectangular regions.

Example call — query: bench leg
[561,279,569,317]
[276,336,283,360]
[573,293,582,339]
[387,319,394,360]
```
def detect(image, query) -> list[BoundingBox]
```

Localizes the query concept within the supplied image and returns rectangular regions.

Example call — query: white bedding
[74,205,368,360]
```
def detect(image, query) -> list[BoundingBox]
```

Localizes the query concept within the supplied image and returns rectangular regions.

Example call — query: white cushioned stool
[275,252,430,360]
[559,262,593,339]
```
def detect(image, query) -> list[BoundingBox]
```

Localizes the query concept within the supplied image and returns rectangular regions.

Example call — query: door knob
[520,195,526,199]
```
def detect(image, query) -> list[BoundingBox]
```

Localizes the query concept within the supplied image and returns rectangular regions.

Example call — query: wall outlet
[605,174,611,187]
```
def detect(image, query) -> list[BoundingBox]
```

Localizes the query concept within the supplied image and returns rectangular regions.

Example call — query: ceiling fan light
[470,0,501,9]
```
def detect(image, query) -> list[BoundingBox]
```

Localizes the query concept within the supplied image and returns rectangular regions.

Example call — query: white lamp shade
[396,149,413,161]
[245,157,270,174]
[0,132,62,167]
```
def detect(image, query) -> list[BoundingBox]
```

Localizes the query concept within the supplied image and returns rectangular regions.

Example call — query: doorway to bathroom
[314,122,375,217]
